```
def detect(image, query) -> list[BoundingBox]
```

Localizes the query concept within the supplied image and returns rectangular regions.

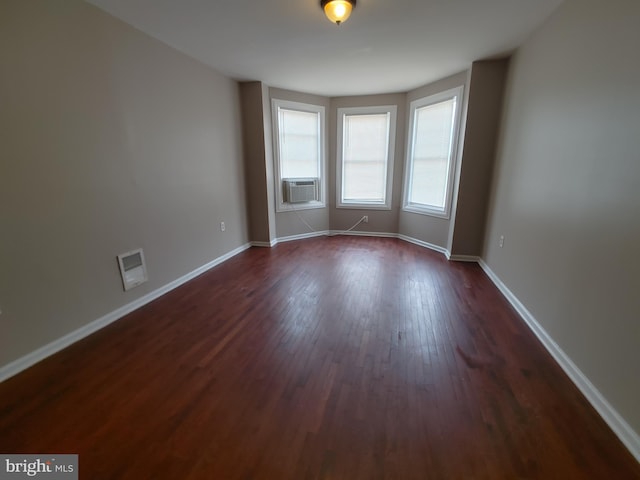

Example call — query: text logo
[0,455,77,479]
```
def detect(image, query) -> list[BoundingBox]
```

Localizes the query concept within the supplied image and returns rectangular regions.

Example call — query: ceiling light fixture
[321,0,356,26]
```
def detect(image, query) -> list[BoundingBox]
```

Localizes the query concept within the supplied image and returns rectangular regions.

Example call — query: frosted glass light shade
[322,0,355,25]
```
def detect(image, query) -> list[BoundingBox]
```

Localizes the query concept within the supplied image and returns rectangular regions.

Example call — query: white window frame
[272,99,326,212]
[402,86,464,218]
[336,105,397,210]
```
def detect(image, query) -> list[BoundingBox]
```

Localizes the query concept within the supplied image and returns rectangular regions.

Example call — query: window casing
[403,86,464,218]
[272,99,326,211]
[336,105,397,209]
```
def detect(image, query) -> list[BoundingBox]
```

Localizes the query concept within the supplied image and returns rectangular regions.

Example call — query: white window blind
[409,99,455,208]
[342,113,390,203]
[278,108,320,179]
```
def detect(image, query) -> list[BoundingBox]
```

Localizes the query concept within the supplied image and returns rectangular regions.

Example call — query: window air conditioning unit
[283,178,319,203]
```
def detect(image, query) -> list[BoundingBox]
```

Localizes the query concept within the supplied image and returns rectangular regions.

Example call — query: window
[403,86,464,218]
[336,106,397,209]
[272,99,325,211]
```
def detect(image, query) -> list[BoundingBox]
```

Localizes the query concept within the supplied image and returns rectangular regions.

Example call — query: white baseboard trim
[267,230,452,263]
[447,254,480,262]
[329,230,398,238]
[269,231,451,261]
[0,243,252,383]
[397,234,449,256]
[251,240,277,248]
[282,229,451,259]
[478,259,640,463]
[275,230,329,244]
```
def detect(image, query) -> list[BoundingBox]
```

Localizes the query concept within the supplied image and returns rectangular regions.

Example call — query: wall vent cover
[117,248,148,291]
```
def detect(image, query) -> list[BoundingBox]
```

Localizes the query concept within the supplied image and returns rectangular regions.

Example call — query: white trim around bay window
[402,86,464,218]
[336,105,397,210]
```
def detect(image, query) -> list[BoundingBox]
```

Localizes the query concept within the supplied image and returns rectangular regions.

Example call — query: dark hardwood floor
[1,237,638,479]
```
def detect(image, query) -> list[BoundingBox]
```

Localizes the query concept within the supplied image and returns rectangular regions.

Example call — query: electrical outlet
[220,222,226,232]
[363,216,369,224]
[499,235,504,248]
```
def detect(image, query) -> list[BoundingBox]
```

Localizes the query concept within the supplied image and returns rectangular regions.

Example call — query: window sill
[276,201,326,213]
[337,202,391,211]
[402,204,450,219]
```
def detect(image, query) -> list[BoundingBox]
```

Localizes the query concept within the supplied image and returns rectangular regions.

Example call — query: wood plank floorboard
[1,236,638,479]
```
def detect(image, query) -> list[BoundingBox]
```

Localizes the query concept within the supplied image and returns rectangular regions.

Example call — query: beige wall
[484,0,640,434]
[0,0,248,367]
[239,82,275,244]
[450,60,509,257]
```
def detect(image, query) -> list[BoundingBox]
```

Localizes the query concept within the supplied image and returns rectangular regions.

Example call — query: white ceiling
[85,0,564,97]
